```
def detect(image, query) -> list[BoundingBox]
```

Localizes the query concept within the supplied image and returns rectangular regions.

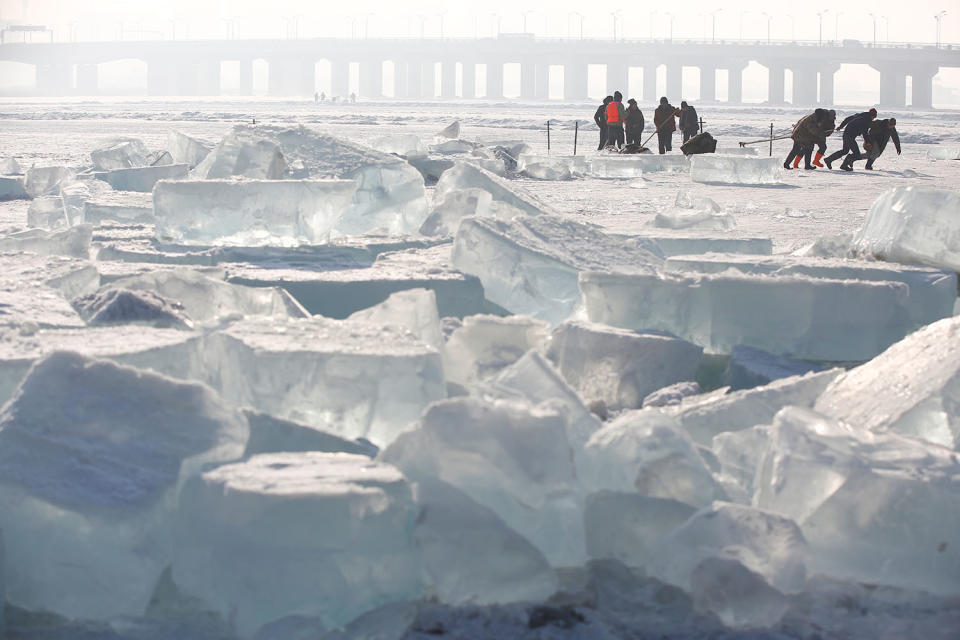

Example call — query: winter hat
[628,98,637,104]
[869,108,878,117]
[889,118,897,126]
[603,95,613,104]
[681,101,688,108]
[660,96,668,104]
[614,91,622,101]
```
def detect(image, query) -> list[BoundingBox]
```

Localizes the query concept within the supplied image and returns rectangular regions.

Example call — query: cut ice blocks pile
[1,118,959,639]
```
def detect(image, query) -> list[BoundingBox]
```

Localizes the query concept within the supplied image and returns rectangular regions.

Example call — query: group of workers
[594,92,701,154]
[785,107,901,171]
[593,93,902,172]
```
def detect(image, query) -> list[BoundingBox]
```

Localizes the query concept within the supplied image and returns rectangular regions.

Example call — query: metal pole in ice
[574,121,579,155]
[770,122,774,157]
[547,121,551,154]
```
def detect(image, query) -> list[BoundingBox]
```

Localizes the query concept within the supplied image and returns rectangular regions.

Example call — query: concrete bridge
[1,35,958,108]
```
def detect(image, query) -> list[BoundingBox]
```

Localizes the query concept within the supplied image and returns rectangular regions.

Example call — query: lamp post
[650,10,658,39]
[710,9,721,43]
[574,12,584,39]
[935,11,946,47]
[835,11,842,41]
[868,13,877,46]
[817,9,829,46]
[666,12,674,42]
[491,13,501,38]
[762,12,772,44]
[610,11,620,41]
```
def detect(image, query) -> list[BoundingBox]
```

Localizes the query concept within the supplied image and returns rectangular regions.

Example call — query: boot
[792,156,802,169]
[804,162,817,170]
[840,160,853,171]
[783,160,793,170]
[813,152,824,167]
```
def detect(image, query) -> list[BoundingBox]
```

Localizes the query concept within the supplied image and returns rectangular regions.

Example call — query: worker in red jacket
[605,91,627,150]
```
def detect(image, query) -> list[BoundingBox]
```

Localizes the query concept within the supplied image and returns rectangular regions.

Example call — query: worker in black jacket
[849,118,901,170]
[595,96,613,150]
[824,108,877,171]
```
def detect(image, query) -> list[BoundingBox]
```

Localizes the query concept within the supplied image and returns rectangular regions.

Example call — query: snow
[0,351,247,620]
[90,139,149,171]
[153,178,359,245]
[690,155,784,185]
[852,185,960,272]
[173,452,420,635]
[545,321,702,411]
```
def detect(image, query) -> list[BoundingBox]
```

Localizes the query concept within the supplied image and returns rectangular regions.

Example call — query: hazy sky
[1,0,957,45]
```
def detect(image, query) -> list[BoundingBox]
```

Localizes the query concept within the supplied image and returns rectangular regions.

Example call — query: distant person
[678,101,699,143]
[812,109,837,167]
[605,91,627,149]
[824,107,877,170]
[624,98,645,146]
[784,108,829,170]
[314,92,319,103]
[595,96,613,150]
[653,97,679,154]
[349,92,357,103]
[851,118,901,170]
[320,91,326,102]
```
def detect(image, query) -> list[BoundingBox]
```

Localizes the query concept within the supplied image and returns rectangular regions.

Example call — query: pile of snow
[0,352,247,620]
[690,155,783,185]
[852,186,960,271]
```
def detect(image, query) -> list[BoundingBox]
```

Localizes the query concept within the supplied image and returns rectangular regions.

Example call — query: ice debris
[99,163,189,192]
[690,155,783,185]
[443,314,549,388]
[90,138,149,171]
[166,130,214,168]
[434,161,550,217]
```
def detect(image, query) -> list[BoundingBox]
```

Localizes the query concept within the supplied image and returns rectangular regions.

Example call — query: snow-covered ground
[1,97,960,640]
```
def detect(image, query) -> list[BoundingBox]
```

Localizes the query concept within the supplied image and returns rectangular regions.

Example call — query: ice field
[0,97,959,639]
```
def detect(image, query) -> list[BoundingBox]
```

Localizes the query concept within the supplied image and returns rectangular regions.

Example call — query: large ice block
[664,251,957,330]
[754,406,960,595]
[590,154,689,178]
[382,397,585,565]
[851,186,960,272]
[413,477,557,606]
[584,492,695,567]
[225,244,487,319]
[0,252,97,329]
[166,130,214,168]
[90,138,149,171]
[153,178,359,246]
[420,188,493,236]
[0,224,91,259]
[24,166,72,197]
[714,146,759,156]
[370,133,423,156]
[652,191,734,231]
[190,130,288,179]
[434,162,551,217]
[0,325,203,405]
[722,345,823,391]
[926,146,960,160]
[348,288,444,351]
[234,125,429,236]
[580,270,916,361]
[108,269,307,323]
[406,154,455,184]
[1,157,21,174]
[173,452,420,635]
[651,502,807,597]
[546,321,702,411]
[100,163,189,192]
[583,410,726,508]
[453,215,661,324]
[658,368,841,446]
[0,176,28,200]
[689,556,790,629]
[83,190,154,224]
[27,196,69,229]
[690,155,783,185]
[73,287,193,330]
[815,315,960,449]
[620,234,772,256]
[518,154,588,181]
[242,409,378,458]
[0,351,247,620]
[443,314,549,387]
[204,315,445,446]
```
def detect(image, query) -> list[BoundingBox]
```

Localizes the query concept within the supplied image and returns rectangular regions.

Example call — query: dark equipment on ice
[619,143,651,154]
[680,132,718,156]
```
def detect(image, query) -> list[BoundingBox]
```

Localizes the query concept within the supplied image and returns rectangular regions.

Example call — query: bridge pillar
[76,64,98,94]
[487,61,503,100]
[405,61,423,99]
[35,64,71,95]
[534,64,549,100]
[666,64,682,101]
[791,66,818,106]
[875,65,908,108]
[726,62,747,104]
[421,61,436,98]
[393,62,408,98]
[198,61,221,96]
[910,67,936,110]
[520,62,536,100]
[267,59,285,96]
[643,66,657,102]
[767,63,785,105]
[237,60,254,95]
[606,63,628,96]
[440,60,456,99]
[360,61,382,99]
[331,61,349,99]
[462,62,476,98]
[700,66,716,102]
[819,65,838,107]
[563,61,587,101]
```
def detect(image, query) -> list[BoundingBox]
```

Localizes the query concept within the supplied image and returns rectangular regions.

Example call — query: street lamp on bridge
[762,12,772,45]
[710,9,721,44]
[817,9,829,46]
[868,13,878,46]
[935,11,947,48]
[665,12,674,42]
[570,12,584,40]
[835,11,842,41]
[610,11,621,41]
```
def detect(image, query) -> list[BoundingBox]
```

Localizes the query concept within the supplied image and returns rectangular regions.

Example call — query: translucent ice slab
[100,164,189,192]
[435,161,551,216]
[0,176,28,200]
[590,154,689,178]
[166,130,214,168]
[690,155,783,185]
[153,178,359,246]
[90,138,149,171]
